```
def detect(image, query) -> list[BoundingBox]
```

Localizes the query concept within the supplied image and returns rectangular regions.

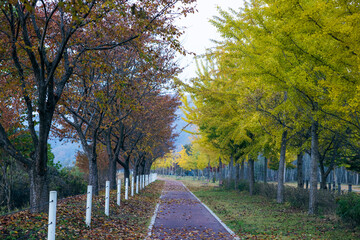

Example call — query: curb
[146,191,164,239]
[182,182,240,240]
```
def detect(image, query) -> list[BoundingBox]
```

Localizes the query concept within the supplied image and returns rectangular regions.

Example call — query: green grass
[180,179,360,240]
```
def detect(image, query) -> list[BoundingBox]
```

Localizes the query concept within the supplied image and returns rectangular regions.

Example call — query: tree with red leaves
[0,0,196,212]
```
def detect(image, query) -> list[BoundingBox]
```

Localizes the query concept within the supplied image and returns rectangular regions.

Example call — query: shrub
[316,189,336,214]
[237,180,250,192]
[250,182,337,214]
[284,186,309,210]
[48,166,87,199]
[254,182,277,199]
[336,193,360,226]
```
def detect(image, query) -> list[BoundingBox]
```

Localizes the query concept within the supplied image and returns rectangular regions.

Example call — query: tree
[179,0,360,215]
[208,0,360,214]
[0,0,196,212]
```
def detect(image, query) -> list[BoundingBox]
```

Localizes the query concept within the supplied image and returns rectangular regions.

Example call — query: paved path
[148,180,237,239]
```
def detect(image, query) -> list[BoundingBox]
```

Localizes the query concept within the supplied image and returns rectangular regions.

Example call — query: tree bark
[228,154,234,187]
[297,152,304,188]
[264,157,268,184]
[277,130,288,203]
[309,120,319,215]
[319,139,337,189]
[29,165,48,213]
[124,165,130,181]
[88,153,99,195]
[235,162,240,189]
[218,157,223,186]
[249,159,255,195]
[108,157,117,189]
[240,160,245,180]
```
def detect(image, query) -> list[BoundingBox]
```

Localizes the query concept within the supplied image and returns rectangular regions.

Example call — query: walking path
[148,179,238,239]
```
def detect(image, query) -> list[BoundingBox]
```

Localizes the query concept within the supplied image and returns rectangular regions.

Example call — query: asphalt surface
[149,180,236,240]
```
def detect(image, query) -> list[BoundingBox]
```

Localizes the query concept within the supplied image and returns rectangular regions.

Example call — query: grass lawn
[175,177,360,240]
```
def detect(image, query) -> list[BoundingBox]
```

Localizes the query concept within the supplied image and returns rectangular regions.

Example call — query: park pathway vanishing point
[148,179,238,240]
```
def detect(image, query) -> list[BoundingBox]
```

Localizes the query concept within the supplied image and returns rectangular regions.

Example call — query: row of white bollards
[47,173,157,240]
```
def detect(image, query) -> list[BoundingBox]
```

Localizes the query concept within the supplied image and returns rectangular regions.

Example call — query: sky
[177,0,245,80]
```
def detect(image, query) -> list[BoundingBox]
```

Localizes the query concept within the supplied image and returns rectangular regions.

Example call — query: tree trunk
[207,162,211,181]
[264,157,268,184]
[88,153,99,195]
[228,154,234,187]
[218,157,222,186]
[145,159,152,175]
[309,120,319,215]
[297,153,304,188]
[124,165,130,180]
[277,130,288,203]
[134,164,139,182]
[235,162,240,189]
[319,156,329,189]
[240,160,245,180]
[29,165,48,213]
[108,156,117,190]
[249,159,255,196]
[320,167,327,189]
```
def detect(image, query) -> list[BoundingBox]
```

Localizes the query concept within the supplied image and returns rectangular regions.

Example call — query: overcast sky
[177,0,244,80]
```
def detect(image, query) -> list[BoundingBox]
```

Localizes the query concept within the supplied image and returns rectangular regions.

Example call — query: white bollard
[47,191,57,240]
[131,176,134,197]
[125,178,129,200]
[86,186,93,227]
[105,181,110,216]
[117,179,121,206]
[136,175,139,194]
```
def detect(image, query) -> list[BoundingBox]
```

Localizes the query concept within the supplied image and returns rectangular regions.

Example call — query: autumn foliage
[0,0,196,212]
